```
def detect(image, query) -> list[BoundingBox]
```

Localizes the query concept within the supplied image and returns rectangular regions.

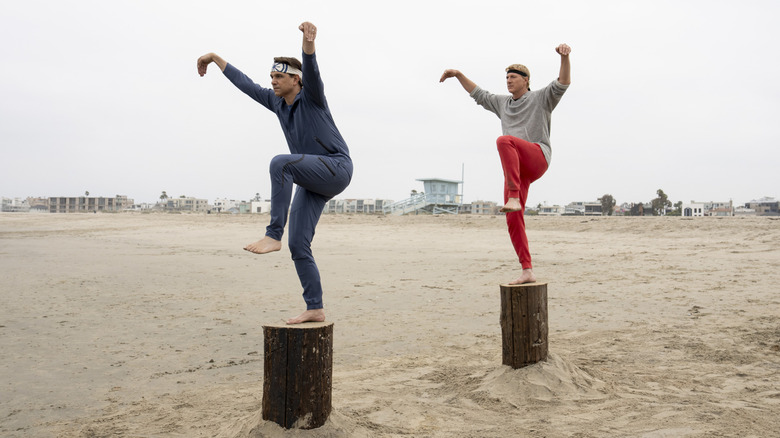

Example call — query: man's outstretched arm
[300,21,316,55]
[555,44,571,85]
[199,52,275,108]
[197,52,227,77]
[439,69,477,93]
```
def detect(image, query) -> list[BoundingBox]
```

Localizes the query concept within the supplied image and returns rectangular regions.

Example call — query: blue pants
[266,153,352,310]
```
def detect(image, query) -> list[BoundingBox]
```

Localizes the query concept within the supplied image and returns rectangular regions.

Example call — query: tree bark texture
[500,283,548,368]
[262,321,333,429]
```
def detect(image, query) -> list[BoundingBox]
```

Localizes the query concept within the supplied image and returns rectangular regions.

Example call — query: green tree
[160,191,168,202]
[598,194,616,216]
[667,201,683,216]
[84,190,89,197]
[651,189,672,216]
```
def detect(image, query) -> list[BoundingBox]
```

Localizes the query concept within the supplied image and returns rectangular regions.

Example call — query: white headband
[271,62,302,77]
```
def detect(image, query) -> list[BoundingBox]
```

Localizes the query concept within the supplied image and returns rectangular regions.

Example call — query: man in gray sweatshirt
[440,44,571,285]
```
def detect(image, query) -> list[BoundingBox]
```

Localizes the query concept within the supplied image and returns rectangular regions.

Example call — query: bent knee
[288,238,312,260]
[496,135,515,148]
[269,155,286,172]
[269,154,298,173]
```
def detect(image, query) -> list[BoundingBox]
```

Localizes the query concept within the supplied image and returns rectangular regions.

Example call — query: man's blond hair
[505,64,530,90]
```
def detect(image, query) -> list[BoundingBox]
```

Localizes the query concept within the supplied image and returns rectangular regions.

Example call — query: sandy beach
[1,212,779,437]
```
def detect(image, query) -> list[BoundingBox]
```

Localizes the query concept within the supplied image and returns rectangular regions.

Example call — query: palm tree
[160,191,168,203]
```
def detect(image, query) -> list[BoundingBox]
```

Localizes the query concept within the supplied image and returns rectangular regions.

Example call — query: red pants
[496,135,548,269]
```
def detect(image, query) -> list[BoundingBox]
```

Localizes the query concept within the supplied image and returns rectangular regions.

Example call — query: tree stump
[262,321,333,429]
[500,282,548,368]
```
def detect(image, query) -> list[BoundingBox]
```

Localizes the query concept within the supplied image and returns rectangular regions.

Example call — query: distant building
[471,200,498,215]
[250,200,270,214]
[355,199,371,214]
[27,197,49,211]
[682,202,706,217]
[165,197,209,213]
[564,201,585,215]
[29,204,49,213]
[538,204,565,216]
[373,199,392,213]
[709,206,734,217]
[48,195,134,213]
[683,200,734,217]
[115,195,132,210]
[746,197,779,216]
[705,200,734,216]
[210,195,270,214]
[708,201,734,214]
[126,203,154,212]
[584,202,602,216]
[324,199,345,214]
[213,198,242,213]
[1,197,30,213]
[563,201,602,215]
[734,206,756,216]
[324,198,392,214]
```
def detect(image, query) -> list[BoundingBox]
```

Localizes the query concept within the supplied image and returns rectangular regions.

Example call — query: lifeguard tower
[383,177,463,215]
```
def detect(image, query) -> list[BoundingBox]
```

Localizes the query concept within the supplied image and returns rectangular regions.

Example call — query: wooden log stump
[500,282,548,368]
[262,321,333,429]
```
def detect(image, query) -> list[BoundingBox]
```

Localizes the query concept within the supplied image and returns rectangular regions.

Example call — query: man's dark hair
[274,57,302,69]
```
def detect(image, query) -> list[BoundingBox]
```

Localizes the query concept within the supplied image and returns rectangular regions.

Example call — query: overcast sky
[1,0,778,207]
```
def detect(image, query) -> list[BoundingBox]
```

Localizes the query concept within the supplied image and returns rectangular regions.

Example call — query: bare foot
[286,309,325,325]
[500,198,522,213]
[243,236,281,254]
[509,269,536,285]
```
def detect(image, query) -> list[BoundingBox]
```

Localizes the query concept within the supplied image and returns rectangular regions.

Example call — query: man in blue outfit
[197,22,353,324]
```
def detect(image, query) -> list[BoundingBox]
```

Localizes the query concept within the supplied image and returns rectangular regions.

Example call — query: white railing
[382,193,428,215]
[382,193,461,215]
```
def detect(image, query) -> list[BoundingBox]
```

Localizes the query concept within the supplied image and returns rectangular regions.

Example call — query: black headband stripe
[507,69,528,77]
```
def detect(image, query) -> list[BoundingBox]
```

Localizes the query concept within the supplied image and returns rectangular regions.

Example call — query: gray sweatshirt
[470,80,568,165]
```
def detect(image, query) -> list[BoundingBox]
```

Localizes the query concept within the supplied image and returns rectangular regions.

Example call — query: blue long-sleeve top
[223,51,350,158]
